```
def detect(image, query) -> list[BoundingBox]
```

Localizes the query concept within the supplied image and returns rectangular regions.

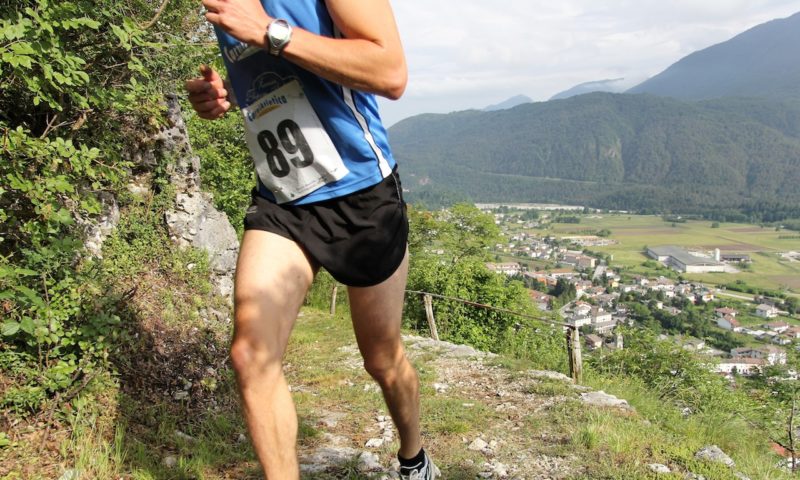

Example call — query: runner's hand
[185,65,231,120]
[203,0,271,47]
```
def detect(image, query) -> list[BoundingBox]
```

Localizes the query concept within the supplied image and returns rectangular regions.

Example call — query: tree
[405,205,536,352]
[550,278,576,303]
[522,209,539,221]
[408,203,500,265]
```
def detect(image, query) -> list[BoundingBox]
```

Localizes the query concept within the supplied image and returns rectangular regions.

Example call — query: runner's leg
[230,230,317,479]
[347,250,422,458]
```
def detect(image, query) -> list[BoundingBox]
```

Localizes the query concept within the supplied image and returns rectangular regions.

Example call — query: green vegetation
[629,12,800,101]
[186,111,253,234]
[589,328,800,477]
[390,93,800,223]
[0,0,205,416]
[404,204,561,356]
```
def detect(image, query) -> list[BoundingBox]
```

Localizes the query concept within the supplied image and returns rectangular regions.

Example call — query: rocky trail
[289,329,625,479]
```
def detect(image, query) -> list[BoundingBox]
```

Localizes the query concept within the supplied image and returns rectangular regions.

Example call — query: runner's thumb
[200,64,217,82]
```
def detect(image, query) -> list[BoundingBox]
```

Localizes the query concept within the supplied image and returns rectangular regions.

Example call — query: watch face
[271,22,291,43]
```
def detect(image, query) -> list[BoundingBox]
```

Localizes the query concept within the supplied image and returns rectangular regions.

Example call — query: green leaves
[1,322,21,337]
[0,0,189,416]
[405,205,537,352]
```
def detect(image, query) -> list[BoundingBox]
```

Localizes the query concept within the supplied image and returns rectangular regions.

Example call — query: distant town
[481,205,800,379]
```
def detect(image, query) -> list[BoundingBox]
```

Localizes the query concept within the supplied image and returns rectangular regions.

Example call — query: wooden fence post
[330,284,338,316]
[423,294,440,341]
[567,327,583,384]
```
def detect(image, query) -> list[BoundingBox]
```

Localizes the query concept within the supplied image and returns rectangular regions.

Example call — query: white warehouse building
[646,246,725,274]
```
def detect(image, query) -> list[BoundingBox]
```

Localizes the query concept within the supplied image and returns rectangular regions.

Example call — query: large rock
[165,192,238,297]
[695,445,735,467]
[580,391,633,410]
[77,191,120,258]
[160,94,239,299]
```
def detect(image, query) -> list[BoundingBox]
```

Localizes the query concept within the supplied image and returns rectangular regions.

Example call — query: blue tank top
[213,0,397,205]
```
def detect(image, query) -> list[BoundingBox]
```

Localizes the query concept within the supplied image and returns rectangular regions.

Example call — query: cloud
[379,0,800,126]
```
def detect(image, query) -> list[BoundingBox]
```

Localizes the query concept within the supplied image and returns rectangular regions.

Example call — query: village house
[755,304,779,319]
[715,358,766,376]
[485,262,522,276]
[715,307,738,319]
[716,315,742,332]
[593,319,618,334]
[784,327,800,339]
[619,284,643,294]
[591,307,612,324]
[764,321,790,334]
[595,293,619,309]
[547,268,578,279]
[584,334,603,351]
[648,277,676,294]
[731,346,787,366]
[573,302,593,317]
[572,281,593,299]
[524,272,557,288]
[759,330,778,341]
[589,307,617,334]
[740,327,767,338]
[571,315,592,328]
[528,290,553,311]
[772,335,793,346]
[681,338,706,351]
[561,251,597,269]
[584,286,607,298]
[697,289,715,303]
[674,283,695,298]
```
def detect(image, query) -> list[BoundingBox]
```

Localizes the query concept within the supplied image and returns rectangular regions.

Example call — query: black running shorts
[243,169,409,287]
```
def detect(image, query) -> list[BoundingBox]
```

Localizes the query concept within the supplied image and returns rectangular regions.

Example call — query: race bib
[242,79,349,203]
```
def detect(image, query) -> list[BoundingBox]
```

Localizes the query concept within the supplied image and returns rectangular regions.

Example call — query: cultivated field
[538,214,800,294]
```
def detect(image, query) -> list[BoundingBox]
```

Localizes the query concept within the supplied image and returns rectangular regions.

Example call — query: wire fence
[328,284,584,383]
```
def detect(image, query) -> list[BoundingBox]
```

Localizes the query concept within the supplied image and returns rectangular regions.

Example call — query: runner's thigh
[348,251,409,357]
[234,230,317,355]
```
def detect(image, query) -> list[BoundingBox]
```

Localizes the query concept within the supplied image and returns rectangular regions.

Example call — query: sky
[377,0,800,126]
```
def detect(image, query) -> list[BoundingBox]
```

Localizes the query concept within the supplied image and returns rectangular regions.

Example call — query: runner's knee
[229,337,281,379]
[363,350,410,385]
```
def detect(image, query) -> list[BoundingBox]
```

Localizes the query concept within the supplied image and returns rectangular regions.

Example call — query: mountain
[483,95,533,111]
[550,78,631,101]
[389,93,800,219]
[628,12,800,100]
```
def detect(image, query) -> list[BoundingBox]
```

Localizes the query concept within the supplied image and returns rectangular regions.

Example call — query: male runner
[184,0,438,478]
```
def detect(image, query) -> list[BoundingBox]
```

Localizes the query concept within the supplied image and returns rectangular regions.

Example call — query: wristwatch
[266,19,292,56]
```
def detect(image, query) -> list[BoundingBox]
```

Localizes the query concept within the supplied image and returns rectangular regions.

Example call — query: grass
[579,372,791,479]
[5,306,797,479]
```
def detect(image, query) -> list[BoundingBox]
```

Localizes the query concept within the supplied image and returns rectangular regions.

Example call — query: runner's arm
[202,0,407,100]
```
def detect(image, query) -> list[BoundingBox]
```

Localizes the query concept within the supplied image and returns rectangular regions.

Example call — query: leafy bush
[0,0,207,414]
[589,328,747,414]
[185,109,253,234]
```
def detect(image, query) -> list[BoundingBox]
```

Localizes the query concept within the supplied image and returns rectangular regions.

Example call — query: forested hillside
[389,93,800,220]
[628,11,800,100]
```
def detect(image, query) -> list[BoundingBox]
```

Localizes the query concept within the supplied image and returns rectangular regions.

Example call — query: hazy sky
[378,0,800,126]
